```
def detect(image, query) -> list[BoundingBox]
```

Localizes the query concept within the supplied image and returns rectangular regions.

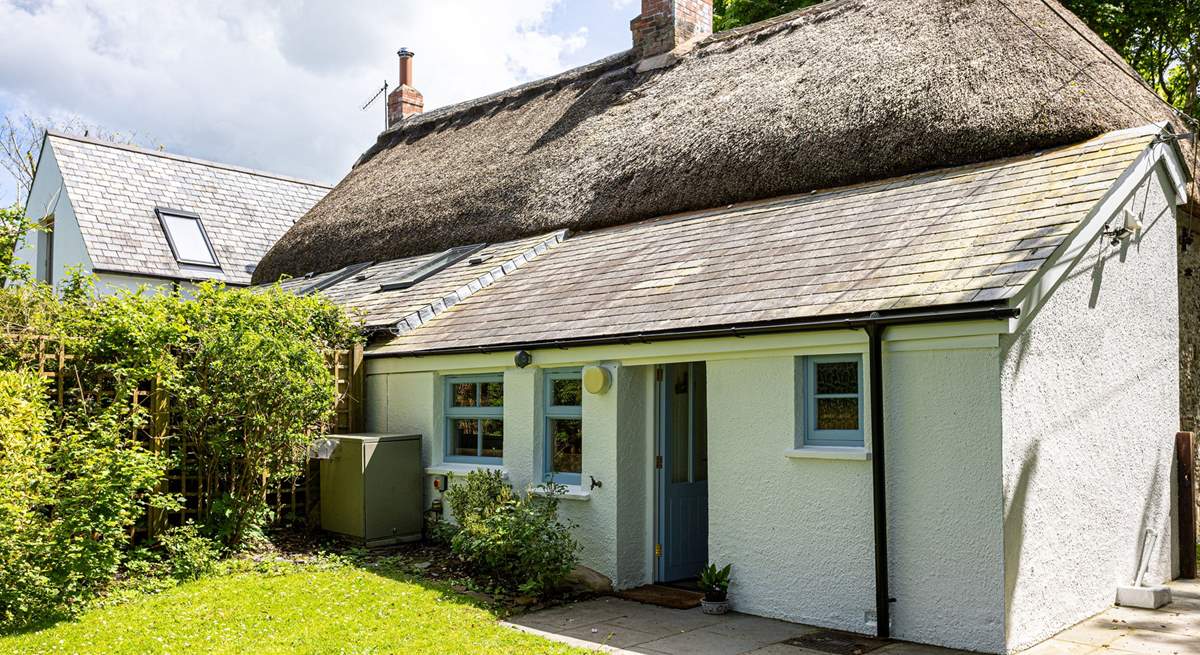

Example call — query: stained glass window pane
[815,362,858,395]
[548,418,582,475]
[481,382,504,407]
[816,397,859,430]
[451,419,478,456]
[552,378,582,407]
[481,419,504,457]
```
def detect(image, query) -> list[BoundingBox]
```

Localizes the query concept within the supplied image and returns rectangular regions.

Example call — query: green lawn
[1,564,589,654]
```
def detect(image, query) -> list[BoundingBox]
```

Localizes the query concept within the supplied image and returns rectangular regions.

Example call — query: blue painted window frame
[543,368,583,486]
[802,354,865,447]
[444,374,504,464]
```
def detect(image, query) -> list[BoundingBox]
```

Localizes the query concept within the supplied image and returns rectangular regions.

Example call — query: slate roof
[363,125,1162,355]
[45,132,330,285]
[254,0,1177,284]
[277,231,566,329]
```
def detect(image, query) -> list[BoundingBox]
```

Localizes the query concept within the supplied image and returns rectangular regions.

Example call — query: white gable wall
[1000,164,1180,651]
[13,141,92,288]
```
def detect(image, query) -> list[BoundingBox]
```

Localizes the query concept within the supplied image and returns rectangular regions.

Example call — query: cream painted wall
[363,363,653,588]
[706,345,1006,651]
[999,167,1180,651]
[707,355,877,633]
[884,342,1005,652]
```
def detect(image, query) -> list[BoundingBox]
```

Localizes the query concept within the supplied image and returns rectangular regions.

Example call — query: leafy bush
[0,369,168,630]
[157,523,220,581]
[441,470,579,596]
[0,269,360,630]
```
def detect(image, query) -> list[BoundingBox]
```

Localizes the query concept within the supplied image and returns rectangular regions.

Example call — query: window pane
[815,361,858,395]
[162,214,217,265]
[451,383,476,407]
[669,365,690,484]
[481,382,504,407]
[816,397,859,430]
[450,419,478,456]
[548,418,582,475]
[481,419,504,458]
[552,377,582,407]
[692,363,707,482]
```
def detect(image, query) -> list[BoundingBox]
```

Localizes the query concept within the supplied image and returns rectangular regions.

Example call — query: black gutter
[365,301,1019,359]
[369,300,1021,639]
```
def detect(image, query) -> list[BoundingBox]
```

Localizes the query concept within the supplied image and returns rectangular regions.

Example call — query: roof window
[156,208,219,267]
[379,244,486,292]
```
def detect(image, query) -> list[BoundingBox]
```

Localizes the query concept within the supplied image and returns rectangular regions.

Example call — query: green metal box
[319,433,423,546]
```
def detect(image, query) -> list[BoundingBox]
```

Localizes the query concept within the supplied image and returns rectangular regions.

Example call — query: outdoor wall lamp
[1102,209,1143,246]
[514,350,532,368]
[583,365,611,394]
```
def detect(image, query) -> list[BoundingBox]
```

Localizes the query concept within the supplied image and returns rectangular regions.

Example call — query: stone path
[503,580,1200,655]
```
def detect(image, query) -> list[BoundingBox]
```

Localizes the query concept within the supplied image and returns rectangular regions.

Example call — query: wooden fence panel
[5,334,363,541]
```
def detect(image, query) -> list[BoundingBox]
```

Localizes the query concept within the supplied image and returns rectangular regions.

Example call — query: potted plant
[698,563,732,615]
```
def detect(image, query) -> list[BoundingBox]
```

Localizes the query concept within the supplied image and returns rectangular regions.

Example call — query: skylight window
[156,208,219,267]
[379,243,487,292]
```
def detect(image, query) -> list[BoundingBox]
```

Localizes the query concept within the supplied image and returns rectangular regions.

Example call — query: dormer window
[156,208,219,267]
[378,243,486,292]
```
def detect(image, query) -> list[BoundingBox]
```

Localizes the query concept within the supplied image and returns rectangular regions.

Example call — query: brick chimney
[387,48,424,127]
[631,0,713,60]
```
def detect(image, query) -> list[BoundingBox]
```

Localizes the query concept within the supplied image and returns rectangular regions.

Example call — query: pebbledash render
[259,1,1194,652]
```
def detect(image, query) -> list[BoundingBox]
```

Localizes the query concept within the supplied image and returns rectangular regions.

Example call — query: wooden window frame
[802,354,865,447]
[543,368,583,486]
[443,374,504,464]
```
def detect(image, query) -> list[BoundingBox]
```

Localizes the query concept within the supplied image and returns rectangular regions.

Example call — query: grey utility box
[320,433,422,546]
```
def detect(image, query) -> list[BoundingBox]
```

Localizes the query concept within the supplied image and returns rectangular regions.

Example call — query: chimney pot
[387,46,424,127]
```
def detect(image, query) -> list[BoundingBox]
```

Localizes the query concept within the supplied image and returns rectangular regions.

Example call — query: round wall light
[582,365,611,395]
[514,350,533,368]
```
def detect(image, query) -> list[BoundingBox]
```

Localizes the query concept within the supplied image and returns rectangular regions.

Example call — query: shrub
[0,369,168,630]
[442,470,579,596]
[157,523,220,581]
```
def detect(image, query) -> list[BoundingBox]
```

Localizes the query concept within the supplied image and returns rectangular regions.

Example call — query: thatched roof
[253,0,1176,284]
[368,126,1170,354]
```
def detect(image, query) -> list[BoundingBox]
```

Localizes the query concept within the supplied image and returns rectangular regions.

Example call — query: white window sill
[784,447,871,461]
[531,484,591,501]
[425,463,508,478]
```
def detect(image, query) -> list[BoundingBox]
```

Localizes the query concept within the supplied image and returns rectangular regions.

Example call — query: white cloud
[0,0,592,195]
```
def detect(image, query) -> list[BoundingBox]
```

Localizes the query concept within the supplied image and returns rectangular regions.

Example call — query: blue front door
[657,362,708,582]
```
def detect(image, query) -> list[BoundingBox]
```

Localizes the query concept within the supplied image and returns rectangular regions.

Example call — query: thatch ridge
[253,0,1177,284]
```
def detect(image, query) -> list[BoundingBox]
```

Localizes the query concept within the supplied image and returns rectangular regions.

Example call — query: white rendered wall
[706,348,1005,651]
[999,169,1180,651]
[13,142,92,288]
[363,364,653,588]
[884,342,1006,652]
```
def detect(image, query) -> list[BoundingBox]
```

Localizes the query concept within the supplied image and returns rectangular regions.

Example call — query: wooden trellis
[5,334,365,541]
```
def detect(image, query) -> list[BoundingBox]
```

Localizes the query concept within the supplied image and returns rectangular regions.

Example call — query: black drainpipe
[866,319,892,639]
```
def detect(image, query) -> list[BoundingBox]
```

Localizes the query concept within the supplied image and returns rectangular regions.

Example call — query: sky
[0,0,640,206]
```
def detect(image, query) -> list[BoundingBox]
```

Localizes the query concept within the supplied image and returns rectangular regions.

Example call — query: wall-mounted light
[583,365,611,394]
[1102,209,1143,246]
[515,350,532,368]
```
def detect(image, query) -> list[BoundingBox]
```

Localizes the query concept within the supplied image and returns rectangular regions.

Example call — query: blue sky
[0,0,639,206]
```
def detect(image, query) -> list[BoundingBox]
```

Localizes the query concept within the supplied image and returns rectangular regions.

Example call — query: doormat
[783,630,887,655]
[616,585,703,609]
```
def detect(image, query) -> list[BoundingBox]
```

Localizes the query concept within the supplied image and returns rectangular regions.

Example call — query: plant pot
[700,599,730,615]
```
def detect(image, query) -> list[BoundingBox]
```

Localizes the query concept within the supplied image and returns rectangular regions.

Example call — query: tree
[713,0,823,31]
[711,0,1198,124]
[1061,0,1199,122]
[1,113,148,208]
[0,204,39,286]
